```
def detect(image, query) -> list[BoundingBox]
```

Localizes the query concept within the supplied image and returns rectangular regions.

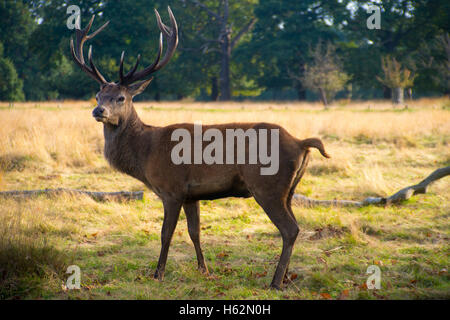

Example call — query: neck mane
[102,104,150,181]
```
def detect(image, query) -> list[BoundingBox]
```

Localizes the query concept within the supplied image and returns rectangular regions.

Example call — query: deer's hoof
[198,266,209,275]
[154,270,164,281]
[269,282,282,290]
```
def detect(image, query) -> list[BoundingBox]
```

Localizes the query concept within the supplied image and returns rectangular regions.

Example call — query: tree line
[0,0,448,103]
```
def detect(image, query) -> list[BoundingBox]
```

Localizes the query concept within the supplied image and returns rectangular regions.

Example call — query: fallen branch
[293,166,450,207]
[0,188,143,202]
[1,167,448,206]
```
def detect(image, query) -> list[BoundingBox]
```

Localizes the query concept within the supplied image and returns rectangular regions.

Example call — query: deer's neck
[102,105,151,182]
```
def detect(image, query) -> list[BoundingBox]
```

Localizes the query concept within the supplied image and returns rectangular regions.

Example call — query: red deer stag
[70,7,330,289]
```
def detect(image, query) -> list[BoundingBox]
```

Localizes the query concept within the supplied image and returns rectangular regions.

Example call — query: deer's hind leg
[253,195,299,290]
[183,201,209,274]
[281,151,310,282]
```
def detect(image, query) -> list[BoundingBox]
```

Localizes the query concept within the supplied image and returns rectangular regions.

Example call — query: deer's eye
[117,96,125,103]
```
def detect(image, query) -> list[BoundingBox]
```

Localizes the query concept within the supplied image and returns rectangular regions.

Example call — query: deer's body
[70,8,330,289]
[103,110,321,203]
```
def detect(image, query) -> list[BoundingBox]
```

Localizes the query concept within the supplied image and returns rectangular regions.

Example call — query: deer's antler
[70,15,109,84]
[119,6,178,86]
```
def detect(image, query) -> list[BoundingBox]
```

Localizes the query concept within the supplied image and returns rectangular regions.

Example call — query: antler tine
[119,7,177,85]
[125,54,141,78]
[152,6,178,72]
[124,33,163,83]
[119,51,125,84]
[70,15,109,84]
[87,20,110,40]
[70,39,101,83]
[74,15,94,64]
[88,45,108,83]
[120,33,163,85]
[119,51,143,85]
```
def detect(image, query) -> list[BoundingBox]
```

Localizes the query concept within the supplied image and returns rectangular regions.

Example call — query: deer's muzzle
[92,106,107,121]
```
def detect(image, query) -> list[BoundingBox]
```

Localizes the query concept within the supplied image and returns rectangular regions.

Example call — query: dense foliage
[0,0,448,101]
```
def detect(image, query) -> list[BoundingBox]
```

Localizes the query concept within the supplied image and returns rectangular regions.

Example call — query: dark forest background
[0,0,448,102]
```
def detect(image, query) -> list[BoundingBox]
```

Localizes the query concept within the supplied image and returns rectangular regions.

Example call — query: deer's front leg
[154,199,182,281]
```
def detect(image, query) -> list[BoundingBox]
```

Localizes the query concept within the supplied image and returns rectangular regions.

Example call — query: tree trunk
[153,79,160,101]
[191,0,255,102]
[211,76,219,101]
[406,88,413,100]
[191,0,256,102]
[219,0,231,101]
[383,86,391,99]
[295,82,306,101]
[392,87,404,104]
[219,34,231,101]
[319,88,328,108]
[293,61,306,101]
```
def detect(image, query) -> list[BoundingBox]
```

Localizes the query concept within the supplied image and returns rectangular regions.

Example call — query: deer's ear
[128,78,153,97]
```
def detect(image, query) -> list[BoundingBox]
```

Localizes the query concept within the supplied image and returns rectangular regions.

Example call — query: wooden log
[385,166,450,204]
[293,166,449,208]
[1,167,447,206]
[0,188,144,202]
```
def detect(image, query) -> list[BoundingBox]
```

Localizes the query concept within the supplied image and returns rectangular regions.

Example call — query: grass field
[0,98,449,300]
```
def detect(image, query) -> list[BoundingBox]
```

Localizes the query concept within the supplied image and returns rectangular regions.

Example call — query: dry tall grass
[1,98,448,172]
[0,98,449,299]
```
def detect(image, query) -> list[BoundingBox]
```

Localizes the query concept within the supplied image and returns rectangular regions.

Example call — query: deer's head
[70,7,178,126]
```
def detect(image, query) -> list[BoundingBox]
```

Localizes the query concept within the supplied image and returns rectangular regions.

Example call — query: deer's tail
[298,138,331,158]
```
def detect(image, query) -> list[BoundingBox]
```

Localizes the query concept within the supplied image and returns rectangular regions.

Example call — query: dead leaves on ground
[254,271,267,278]
[322,246,344,257]
[311,290,348,300]
[320,292,332,299]
[338,289,350,300]
[313,286,387,300]
[308,226,345,240]
[216,251,229,260]
[282,272,299,284]
[316,257,328,272]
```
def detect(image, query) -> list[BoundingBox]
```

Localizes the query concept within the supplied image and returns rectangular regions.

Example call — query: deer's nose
[92,106,105,118]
